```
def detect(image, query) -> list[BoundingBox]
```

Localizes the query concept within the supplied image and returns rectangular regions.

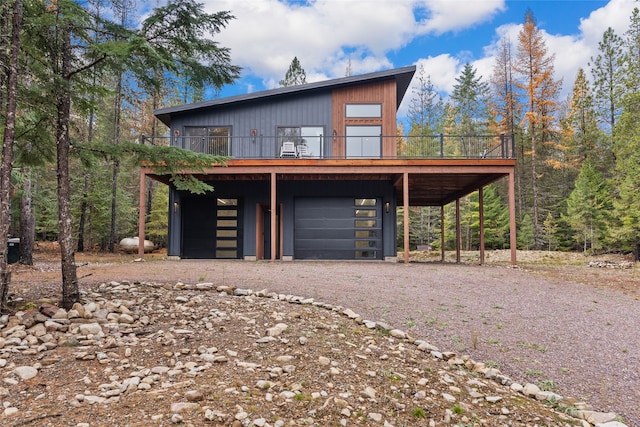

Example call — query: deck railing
[141,133,516,160]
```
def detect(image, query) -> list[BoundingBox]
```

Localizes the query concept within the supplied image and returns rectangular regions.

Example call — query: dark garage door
[294,198,382,260]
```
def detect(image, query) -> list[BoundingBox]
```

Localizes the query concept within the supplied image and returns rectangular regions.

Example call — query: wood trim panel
[331,80,397,157]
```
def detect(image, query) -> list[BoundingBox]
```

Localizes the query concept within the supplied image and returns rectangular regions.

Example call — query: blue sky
[198,0,636,114]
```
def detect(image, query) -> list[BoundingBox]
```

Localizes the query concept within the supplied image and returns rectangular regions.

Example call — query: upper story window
[183,126,230,156]
[277,126,323,158]
[345,104,382,118]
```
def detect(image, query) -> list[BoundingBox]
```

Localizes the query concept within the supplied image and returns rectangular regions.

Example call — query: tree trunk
[56,24,79,310]
[77,172,89,252]
[19,168,34,265]
[108,73,123,253]
[531,133,540,249]
[0,0,23,311]
[109,160,119,252]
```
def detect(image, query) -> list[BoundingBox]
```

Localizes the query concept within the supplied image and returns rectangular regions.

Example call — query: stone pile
[587,260,634,269]
[0,280,630,426]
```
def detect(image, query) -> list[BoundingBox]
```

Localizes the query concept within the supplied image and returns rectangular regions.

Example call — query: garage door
[294,198,382,260]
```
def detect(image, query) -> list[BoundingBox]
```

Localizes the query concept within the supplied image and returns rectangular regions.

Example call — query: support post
[440,206,445,262]
[271,172,277,261]
[508,170,517,265]
[455,198,461,263]
[138,171,146,258]
[479,187,485,265]
[403,172,409,264]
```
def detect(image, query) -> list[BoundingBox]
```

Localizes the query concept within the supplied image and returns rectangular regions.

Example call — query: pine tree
[481,185,510,249]
[406,65,444,156]
[565,159,612,252]
[589,27,624,134]
[611,92,640,260]
[280,57,307,87]
[0,0,24,309]
[558,69,606,174]
[4,0,240,308]
[490,37,519,135]
[622,8,640,95]
[451,63,490,135]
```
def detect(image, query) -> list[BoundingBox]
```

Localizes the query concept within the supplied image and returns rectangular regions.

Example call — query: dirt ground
[2,244,639,426]
[7,244,639,301]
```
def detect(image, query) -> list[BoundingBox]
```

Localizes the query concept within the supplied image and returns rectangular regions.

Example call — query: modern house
[137,65,517,264]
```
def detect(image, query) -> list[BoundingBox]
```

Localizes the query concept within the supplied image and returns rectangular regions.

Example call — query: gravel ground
[7,250,640,425]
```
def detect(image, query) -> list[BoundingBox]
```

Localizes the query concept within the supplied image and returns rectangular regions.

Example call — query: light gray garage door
[294,198,382,260]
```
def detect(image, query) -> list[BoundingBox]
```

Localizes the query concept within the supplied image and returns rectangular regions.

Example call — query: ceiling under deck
[144,159,515,207]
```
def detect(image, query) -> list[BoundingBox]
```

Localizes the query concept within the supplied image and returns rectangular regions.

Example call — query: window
[346,126,381,158]
[354,198,379,259]
[216,198,238,258]
[183,126,231,156]
[346,104,382,118]
[277,127,323,158]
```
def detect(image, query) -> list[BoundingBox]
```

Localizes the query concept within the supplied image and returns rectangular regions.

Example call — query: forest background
[0,1,639,307]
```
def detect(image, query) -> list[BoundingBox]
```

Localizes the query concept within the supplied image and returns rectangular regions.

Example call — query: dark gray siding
[167,179,397,260]
[169,92,333,158]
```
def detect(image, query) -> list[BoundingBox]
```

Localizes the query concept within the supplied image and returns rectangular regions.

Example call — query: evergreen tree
[280,56,307,87]
[611,93,640,260]
[481,185,510,249]
[542,212,557,251]
[558,69,603,169]
[589,27,624,134]
[565,159,613,252]
[622,8,640,95]
[2,0,241,309]
[451,63,490,135]
[408,65,444,135]
[0,0,24,308]
[517,213,535,250]
[406,65,444,156]
[146,185,169,248]
[490,37,519,135]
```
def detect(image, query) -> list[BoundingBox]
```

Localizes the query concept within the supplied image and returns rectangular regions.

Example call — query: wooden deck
[144,157,516,207]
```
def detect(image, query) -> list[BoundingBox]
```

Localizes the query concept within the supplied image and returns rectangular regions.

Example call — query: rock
[580,411,619,425]
[3,407,19,416]
[171,402,200,413]
[389,329,406,339]
[442,392,456,402]
[185,390,204,401]
[342,309,360,319]
[522,383,541,397]
[78,323,103,336]
[119,237,154,253]
[361,386,377,400]
[595,422,629,427]
[369,412,382,422]
[14,366,38,380]
[266,323,288,337]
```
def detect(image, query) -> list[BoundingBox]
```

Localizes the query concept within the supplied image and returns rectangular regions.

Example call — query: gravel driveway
[12,257,640,425]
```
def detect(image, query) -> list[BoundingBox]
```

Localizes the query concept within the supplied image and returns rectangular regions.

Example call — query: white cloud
[579,0,637,46]
[204,0,506,85]
[200,0,638,111]
[209,0,415,81]
[415,0,506,35]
